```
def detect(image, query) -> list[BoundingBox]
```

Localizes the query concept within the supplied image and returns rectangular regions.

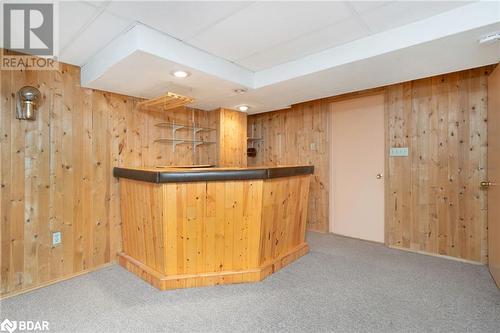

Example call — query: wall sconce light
[16,86,41,120]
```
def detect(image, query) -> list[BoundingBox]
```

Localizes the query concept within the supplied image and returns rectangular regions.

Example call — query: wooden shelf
[153,119,215,152]
[154,138,215,149]
[138,92,194,111]
[154,138,215,144]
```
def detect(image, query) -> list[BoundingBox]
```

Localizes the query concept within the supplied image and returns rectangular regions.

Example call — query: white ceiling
[53,1,500,113]
[60,1,474,70]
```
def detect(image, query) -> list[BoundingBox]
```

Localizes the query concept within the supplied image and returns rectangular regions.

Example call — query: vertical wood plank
[1,68,13,293]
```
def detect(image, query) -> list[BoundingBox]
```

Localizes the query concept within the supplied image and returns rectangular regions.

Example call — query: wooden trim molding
[0,263,115,300]
[388,245,483,265]
[118,243,309,290]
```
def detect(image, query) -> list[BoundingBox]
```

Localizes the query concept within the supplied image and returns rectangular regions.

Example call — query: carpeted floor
[1,232,500,332]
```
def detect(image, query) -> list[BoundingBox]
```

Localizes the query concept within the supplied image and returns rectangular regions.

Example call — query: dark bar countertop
[113,165,314,183]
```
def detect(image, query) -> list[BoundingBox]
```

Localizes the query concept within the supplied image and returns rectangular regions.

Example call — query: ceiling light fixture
[233,88,248,94]
[237,105,249,112]
[171,70,190,78]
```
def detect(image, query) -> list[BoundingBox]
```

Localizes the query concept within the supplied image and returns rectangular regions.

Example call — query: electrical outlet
[310,142,317,151]
[52,231,61,246]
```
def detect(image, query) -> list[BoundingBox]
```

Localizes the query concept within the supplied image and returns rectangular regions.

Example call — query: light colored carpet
[1,232,499,332]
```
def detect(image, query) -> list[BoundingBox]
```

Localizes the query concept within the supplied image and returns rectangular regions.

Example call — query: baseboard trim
[328,232,384,245]
[388,245,484,265]
[0,262,115,300]
[118,243,309,290]
[307,229,329,234]
[328,232,484,265]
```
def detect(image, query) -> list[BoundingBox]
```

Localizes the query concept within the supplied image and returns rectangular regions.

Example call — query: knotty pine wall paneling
[0,62,216,297]
[247,101,329,232]
[248,66,493,262]
[386,67,492,263]
[216,108,247,167]
[1,60,493,299]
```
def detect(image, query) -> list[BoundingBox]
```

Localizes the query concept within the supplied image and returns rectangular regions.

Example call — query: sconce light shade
[16,86,41,120]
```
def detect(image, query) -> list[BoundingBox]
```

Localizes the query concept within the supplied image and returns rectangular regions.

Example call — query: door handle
[481,181,496,188]
[376,173,383,179]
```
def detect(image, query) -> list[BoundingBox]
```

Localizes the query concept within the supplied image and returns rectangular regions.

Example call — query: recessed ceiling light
[233,88,248,94]
[237,105,249,112]
[171,70,190,78]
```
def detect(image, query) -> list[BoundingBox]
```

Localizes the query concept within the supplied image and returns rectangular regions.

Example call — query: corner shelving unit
[138,92,216,154]
[154,121,216,152]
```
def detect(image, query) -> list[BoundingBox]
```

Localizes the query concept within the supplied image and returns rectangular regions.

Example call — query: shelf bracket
[172,124,184,152]
[172,140,185,152]
[193,127,203,154]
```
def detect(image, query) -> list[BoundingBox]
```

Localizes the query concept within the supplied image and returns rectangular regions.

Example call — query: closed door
[330,94,385,242]
[488,64,500,287]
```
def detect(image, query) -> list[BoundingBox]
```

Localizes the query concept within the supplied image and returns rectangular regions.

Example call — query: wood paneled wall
[386,67,493,263]
[1,56,494,299]
[216,108,247,167]
[248,66,494,263]
[0,63,216,297]
[247,101,329,232]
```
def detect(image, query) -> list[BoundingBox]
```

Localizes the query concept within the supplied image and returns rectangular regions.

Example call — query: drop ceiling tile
[349,1,392,14]
[105,1,253,40]
[59,1,100,50]
[188,1,353,62]
[238,18,370,71]
[59,11,131,66]
[83,1,110,8]
[360,1,471,33]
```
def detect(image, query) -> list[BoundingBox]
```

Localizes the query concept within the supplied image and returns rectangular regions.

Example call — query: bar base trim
[117,243,309,290]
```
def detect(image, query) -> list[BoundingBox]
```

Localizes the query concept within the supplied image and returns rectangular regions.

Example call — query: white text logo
[0,319,49,332]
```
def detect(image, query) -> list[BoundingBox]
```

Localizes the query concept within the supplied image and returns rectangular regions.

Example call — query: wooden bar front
[117,170,311,290]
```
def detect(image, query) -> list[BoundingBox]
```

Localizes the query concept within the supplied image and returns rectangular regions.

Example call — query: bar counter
[114,165,314,290]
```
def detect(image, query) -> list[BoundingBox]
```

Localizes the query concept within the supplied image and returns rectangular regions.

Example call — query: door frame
[487,63,500,286]
[327,91,387,243]
[383,90,390,246]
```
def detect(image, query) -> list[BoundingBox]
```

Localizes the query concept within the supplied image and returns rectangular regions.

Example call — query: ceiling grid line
[343,1,374,34]
[181,1,258,42]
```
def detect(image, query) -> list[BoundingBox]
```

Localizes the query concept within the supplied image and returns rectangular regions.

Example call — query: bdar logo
[0,319,17,333]
[0,319,49,332]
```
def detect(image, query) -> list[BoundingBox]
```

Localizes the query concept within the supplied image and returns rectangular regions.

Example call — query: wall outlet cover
[52,231,62,246]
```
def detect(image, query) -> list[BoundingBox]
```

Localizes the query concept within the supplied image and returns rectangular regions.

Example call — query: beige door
[330,94,385,242]
[488,65,500,287]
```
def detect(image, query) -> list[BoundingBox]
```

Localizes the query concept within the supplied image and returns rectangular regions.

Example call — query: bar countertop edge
[113,165,314,183]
